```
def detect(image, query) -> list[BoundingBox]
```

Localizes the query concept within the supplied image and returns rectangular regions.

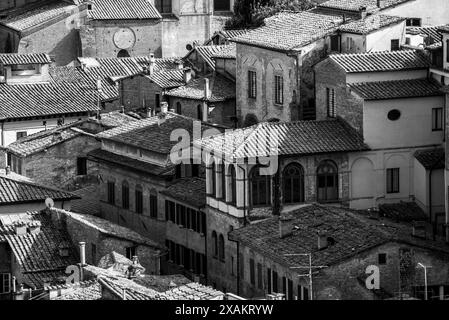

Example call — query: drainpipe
[429,152,445,240]
[1,121,4,147]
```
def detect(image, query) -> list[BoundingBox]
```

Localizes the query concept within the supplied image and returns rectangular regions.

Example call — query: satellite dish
[45,198,55,208]
[186,44,193,51]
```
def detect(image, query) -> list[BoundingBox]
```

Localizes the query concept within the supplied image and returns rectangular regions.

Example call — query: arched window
[135,184,143,214]
[212,231,218,258]
[317,160,338,202]
[176,102,182,115]
[197,104,203,121]
[117,49,130,57]
[122,181,129,209]
[220,163,226,200]
[250,166,271,206]
[283,163,304,204]
[229,165,236,205]
[218,234,225,262]
[149,189,158,219]
[211,161,216,197]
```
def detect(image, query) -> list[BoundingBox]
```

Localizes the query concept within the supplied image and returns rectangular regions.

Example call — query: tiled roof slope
[229,204,449,268]
[52,280,102,300]
[317,0,411,13]
[189,45,229,70]
[160,178,206,208]
[97,112,222,154]
[165,75,236,102]
[0,211,78,288]
[88,148,175,176]
[328,50,430,73]
[211,43,236,59]
[0,82,99,120]
[0,175,79,204]
[50,56,179,102]
[58,209,164,249]
[0,1,77,33]
[197,118,368,159]
[217,29,250,40]
[406,25,444,43]
[349,78,443,100]
[0,53,52,65]
[414,147,445,170]
[145,69,184,89]
[339,14,404,34]
[231,11,343,51]
[438,25,449,33]
[378,202,427,222]
[88,0,162,20]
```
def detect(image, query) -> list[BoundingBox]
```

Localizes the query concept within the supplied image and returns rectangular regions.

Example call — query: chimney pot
[359,6,367,19]
[5,165,10,175]
[317,233,328,250]
[79,242,86,266]
[204,78,211,99]
[279,216,294,239]
[148,52,155,75]
[183,67,192,83]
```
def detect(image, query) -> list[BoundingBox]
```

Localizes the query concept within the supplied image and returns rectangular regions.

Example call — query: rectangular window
[326,88,336,117]
[274,75,284,105]
[16,131,27,140]
[180,205,186,227]
[282,276,287,297]
[346,37,353,51]
[214,0,230,11]
[125,246,137,260]
[406,18,421,26]
[248,70,257,98]
[249,258,255,285]
[155,0,172,14]
[330,35,339,52]
[378,253,387,265]
[287,279,293,300]
[257,263,263,289]
[386,168,400,194]
[272,271,278,293]
[135,189,143,214]
[150,193,158,218]
[107,181,115,205]
[122,184,129,209]
[0,273,11,294]
[267,267,272,293]
[391,39,400,51]
[432,107,443,131]
[77,157,87,175]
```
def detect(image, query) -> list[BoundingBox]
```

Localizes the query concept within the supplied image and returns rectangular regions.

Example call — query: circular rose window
[387,109,401,121]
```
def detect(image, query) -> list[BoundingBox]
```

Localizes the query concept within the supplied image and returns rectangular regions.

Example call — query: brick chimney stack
[359,6,367,19]
[148,52,155,75]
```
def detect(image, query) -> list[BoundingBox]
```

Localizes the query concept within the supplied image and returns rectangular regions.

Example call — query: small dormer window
[11,64,39,76]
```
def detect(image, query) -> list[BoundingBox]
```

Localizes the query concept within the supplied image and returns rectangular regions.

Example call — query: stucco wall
[383,0,449,26]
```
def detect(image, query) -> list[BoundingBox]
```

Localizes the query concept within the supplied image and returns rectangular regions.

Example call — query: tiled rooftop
[50,56,179,102]
[197,118,368,159]
[165,75,236,102]
[57,208,164,249]
[0,1,77,33]
[414,147,445,170]
[88,0,162,20]
[231,11,343,51]
[188,45,229,70]
[211,43,236,59]
[438,25,449,33]
[317,0,411,13]
[51,280,102,300]
[160,178,206,208]
[96,112,222,154]
[88,148,175,176]
[328,50,430,73]
[133,274,191,293]
[339,14,404,34]
[0,53,52,65]
[0,175,79,204]
[378,202,428,222]
[217,29,250,40]
[406,25,444,43]
[229,204,449,268]
[145,69,185,89]
[0,211,78,289]
[0,82,99,120]
[348,78,443,100]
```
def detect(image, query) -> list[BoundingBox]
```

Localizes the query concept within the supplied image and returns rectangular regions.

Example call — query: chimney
[28,221,41,235]
[412,221,427,238]
[317,233,328,250]
[176,60,184,70]
[359,6,367,19]
[279,216,294,239]
[79,242,86,266]
[204,78,211,99]
[183,67,192,83]
[146,107,152,118]
[160,101,168,114]
[5,166,10,175]
[13,221,27,236]
[121,105,125,113]
[342,14,346,23]
[148,52,155,75]
[52,131,63,143]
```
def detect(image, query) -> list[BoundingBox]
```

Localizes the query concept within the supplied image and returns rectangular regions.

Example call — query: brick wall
[21,135,100,190]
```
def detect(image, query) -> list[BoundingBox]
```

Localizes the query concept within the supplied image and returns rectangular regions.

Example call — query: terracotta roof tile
[160,178,206,208]
[0,1,77,32]
[414,147,445,170]
[88,0,162,20]
[52,280,102,300]
[190,45,229,70]
[211,43,236,59]
[318,0,411,13]
[145,69,185,88]
[339,14,404,34]
[0,53,52,65]
[348,78,443,100]
[328,50,430,73]
[218,29,250,39]
[96,112,222,154]
[231,11,344,51]
[165,75,235,102]
[197,118,368,159]
[0,82,99,120]
[406,25,444,43]
[378,202,428,222]
[0,175,78,204]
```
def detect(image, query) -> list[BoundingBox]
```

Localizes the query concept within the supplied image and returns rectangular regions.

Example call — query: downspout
[1,121,4,147]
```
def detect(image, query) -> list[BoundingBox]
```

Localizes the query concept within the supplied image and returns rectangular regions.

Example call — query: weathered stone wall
[120,74,164,112]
